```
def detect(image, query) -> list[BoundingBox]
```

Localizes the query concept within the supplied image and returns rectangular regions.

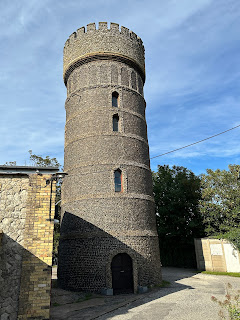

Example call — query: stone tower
[58,22,162,293]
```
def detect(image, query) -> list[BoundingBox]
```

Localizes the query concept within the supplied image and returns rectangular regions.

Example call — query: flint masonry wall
[58,22,162,293]
[0,167,57,320]
[63,22,145,87]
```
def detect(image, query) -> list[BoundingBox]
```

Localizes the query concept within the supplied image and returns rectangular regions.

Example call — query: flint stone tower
[58,22,162,293]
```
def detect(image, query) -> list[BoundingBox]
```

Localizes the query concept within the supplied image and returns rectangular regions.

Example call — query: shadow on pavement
[50,267,198,320]
[161,267,199,283]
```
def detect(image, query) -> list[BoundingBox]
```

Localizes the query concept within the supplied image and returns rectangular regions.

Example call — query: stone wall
[0,171,56,320]
[0,175,28,320]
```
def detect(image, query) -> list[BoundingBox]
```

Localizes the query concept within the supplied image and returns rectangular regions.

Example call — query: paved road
[51,267,240,319]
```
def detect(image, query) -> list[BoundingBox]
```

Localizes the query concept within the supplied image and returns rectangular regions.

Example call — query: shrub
[211,283,240,319]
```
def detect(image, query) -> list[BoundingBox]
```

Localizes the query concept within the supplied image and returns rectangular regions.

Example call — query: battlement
[63,22,145,85]
[64,22,144,48]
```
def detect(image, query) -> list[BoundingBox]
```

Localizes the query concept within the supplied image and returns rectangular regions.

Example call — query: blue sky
[0,0,239,175]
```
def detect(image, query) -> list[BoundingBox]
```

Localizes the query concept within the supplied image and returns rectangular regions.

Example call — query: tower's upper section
[63,22,145,86]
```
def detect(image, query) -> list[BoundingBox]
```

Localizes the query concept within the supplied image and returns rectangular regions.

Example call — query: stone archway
[111,253,134,294]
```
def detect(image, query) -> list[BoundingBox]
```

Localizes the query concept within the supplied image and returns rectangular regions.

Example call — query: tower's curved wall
[58,22,162,292]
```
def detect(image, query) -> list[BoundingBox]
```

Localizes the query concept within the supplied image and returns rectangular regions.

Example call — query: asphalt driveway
[50,267,240,320]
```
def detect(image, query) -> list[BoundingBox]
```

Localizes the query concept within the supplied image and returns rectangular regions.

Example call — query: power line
[150,124,240,160]
[63,124,240,174]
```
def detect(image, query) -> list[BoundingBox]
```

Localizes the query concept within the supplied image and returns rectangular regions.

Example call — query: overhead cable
[150,124,240,160]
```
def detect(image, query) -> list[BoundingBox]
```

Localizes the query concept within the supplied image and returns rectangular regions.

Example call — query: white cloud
[0,0,50,36]
[0,0,239,174]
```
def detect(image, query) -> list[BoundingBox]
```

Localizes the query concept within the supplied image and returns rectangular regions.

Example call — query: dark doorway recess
[111,253,134,294]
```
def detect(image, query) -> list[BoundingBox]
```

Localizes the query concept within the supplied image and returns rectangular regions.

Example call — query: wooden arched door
[111,253,134,294]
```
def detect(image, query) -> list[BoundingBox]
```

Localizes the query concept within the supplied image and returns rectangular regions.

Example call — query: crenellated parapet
[63,22,145,86]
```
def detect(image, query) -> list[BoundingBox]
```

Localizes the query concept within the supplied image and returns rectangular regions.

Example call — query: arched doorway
[111,253,134,294]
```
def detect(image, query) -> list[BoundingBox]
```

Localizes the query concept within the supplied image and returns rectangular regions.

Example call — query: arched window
[113,114,119,132]
[114,169,122,192]
[112,91,119,107]
[131,71,137,90]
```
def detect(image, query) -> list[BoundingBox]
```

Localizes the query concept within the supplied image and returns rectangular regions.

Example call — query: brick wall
[0,172,56,320]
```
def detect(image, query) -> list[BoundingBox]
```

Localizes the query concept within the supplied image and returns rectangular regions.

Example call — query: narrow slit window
[112,92,119,107]
[113,114,119,132]
[114,169,122,192]
[68,78,71,94]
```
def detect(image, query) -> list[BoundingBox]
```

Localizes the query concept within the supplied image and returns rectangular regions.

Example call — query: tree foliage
[200,164,240,250]
[153,165,204,239]
[4,161,17,166]
[28,149,60,168]
[153,165,205,267]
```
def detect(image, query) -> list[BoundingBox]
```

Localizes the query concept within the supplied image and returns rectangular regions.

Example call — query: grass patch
[75,293,93,303]
[52,302,61,307]
[85,293,93,300]
[202,271,240,277]
[160,280,171,287]
[153,280,171,288]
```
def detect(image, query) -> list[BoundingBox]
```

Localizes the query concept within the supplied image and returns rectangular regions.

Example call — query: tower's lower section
[58,197,162,293]
[58,233,161,293]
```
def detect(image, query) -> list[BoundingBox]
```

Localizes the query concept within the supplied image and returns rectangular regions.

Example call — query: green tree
[4,161,17,166]
[28,149,60,167]
[200,164,240,250]
[153,165,205,267]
